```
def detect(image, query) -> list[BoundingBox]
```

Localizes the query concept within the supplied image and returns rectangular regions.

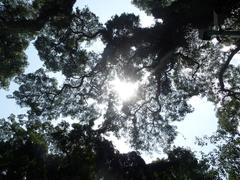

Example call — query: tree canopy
[0,115,216,179]
[1,0,240,179]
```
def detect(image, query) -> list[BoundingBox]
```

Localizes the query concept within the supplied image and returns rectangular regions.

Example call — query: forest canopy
[0,0,240,179]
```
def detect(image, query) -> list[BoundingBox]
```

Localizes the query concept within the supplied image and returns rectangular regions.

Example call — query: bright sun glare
[110,77,139,101]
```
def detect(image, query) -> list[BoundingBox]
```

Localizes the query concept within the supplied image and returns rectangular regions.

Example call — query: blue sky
[0,42,42,118]
[0,0,218,162]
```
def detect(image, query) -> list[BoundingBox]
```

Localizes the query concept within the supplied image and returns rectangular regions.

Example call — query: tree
[0,30,29,88]
[0,116,215,180]
[2,0,240,178]
[6,0,240,150]
[0,115,49,179]
[197,128,240,179]
[145,147,217,180]
[0,0,76,88]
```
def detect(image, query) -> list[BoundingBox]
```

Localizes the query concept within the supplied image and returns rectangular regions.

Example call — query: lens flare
[110,77,138,101]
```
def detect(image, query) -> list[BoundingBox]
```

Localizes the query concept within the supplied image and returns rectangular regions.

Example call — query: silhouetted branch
[218,45,240,99]
[70,29,104,39]
[152,50,174,74]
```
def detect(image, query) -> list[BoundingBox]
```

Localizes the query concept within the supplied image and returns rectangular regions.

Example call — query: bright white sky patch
[110,77,139,101]
[75,0,155,27]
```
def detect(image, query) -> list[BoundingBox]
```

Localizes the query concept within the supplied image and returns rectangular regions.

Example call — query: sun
[110,77,139,101]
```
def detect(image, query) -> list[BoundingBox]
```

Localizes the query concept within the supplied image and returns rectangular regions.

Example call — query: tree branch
[70,28,104,40]
[218,45,240,98]
[152,50,174,74]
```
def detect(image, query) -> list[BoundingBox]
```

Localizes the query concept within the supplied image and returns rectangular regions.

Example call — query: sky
[0,0,218,163]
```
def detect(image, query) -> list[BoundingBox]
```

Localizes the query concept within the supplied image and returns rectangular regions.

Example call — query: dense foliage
[0,116,216,179]
[1,0,240,179]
